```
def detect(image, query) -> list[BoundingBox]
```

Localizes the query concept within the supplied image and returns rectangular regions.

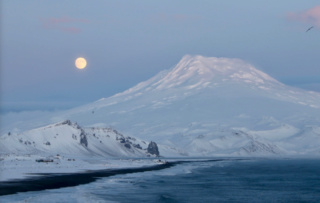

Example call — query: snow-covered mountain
[2,55,320,156]
[0,120,182,157]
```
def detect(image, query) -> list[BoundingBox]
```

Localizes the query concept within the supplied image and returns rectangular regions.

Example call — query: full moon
[75,57,87,69]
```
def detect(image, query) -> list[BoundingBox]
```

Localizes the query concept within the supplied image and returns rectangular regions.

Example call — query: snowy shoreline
[0,155,175,196]
[1,156,240,196]
[0,153,168,183]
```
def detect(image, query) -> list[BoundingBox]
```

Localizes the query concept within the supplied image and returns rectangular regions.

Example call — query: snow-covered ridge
[0,120,182,158]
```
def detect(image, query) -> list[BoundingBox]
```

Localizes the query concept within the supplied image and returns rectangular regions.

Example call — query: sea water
[1,158,320,202]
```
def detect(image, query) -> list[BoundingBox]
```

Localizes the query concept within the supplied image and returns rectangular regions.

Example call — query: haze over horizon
[1,1,319,113]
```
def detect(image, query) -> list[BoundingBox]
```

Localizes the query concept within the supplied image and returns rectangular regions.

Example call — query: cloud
[40,16,90,33]
[287,5,320,28]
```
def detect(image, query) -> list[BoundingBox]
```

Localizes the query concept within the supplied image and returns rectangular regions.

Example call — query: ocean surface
[1,158,320,202]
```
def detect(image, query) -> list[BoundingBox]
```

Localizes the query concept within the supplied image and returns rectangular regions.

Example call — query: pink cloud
[287,5,320,28]
[40,16,90,33]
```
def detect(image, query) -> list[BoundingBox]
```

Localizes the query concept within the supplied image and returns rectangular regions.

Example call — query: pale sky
[1,0,319,113]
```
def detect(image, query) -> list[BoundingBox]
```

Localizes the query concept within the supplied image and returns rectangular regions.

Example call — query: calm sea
[1,158,320,202]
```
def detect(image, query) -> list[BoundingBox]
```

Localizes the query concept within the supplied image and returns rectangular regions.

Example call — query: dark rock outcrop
[133,144,142,150]
[79,129,88,147]
[147,141,159,156]
[61,120,72,126]
[124,143,131,149]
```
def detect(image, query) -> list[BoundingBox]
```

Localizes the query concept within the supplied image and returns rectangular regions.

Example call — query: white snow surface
[0,120,179,158]
[2,55,320,158]
[0,120,177,181]
[0,153,168,182]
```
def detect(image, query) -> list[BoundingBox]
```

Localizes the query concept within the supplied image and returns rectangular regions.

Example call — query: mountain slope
[3,55,320,156]
[42,55,320,156]
[0,120,182,157]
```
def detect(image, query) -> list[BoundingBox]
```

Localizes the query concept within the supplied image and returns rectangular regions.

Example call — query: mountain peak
[134,55,280,92]
[174,55,278,83]
[110,55,282,100]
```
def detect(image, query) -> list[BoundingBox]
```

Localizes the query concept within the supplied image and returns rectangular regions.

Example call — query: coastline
[0,156,228,196]
[0,160,175,196]
[0,153,167,182]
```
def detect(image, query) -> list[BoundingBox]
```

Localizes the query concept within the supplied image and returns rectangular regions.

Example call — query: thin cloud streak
[40,16,90,33]
[287,5,320,28]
